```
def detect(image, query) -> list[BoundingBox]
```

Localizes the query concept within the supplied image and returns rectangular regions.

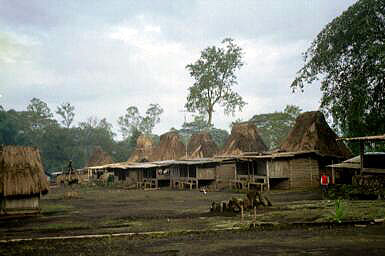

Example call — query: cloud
[0,1,357,138]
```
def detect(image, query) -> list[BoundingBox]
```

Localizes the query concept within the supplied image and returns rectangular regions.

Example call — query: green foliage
[0,109,30,145]
[0,103,137,172]
[185,38,246,125]
[118,104,163,138]
[249,105,301,149]
[179,115,229,148]
[291,0,385,139]
[333,199,345,223]
[182,115,211,133]
[27,97,54,129]
[56,102,75,128]
[208,128,229,148]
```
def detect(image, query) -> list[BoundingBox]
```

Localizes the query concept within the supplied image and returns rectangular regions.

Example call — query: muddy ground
[0,185,384,255]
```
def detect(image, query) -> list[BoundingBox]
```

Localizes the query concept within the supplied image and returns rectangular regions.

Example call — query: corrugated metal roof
[88,162,159,170]
[239,150,321,159]
[327,152,385,169]
[170,159,220,165]
[327,162,360,169]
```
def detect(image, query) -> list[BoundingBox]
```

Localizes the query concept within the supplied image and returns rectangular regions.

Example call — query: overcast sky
[0,0,357,138]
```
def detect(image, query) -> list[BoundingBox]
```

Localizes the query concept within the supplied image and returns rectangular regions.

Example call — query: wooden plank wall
[268,160,290,178]
[215,163,236,190]
[216,163,236,180]
[2,196,40,215]
[289,158,319,189]
[197,167,216,180]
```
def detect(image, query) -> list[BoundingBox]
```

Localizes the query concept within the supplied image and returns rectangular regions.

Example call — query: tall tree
[185,38,246,125]
[118,104,163,138]
[140,103,164,134]
[26,97,55,130]
[79,117,116,163]
[56,102,75,128]
[291,0,385,137]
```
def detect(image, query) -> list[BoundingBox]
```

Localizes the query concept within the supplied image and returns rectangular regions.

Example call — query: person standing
[320,172,330,198]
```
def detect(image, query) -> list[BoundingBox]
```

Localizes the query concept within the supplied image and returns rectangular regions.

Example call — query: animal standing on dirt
[210,190,272,213]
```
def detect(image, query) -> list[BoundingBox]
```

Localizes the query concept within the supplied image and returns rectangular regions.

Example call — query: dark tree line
[0,99,138,172]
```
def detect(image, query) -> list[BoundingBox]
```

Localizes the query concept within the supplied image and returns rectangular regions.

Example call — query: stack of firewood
[352,175,385,197]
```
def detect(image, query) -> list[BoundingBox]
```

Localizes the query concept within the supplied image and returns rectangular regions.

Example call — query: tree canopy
[118,104,163,138]
[291,0,385,138]
[56,102,75,128]
[249,105,302,149]
[0,101,135,172]
[185,38,246,126]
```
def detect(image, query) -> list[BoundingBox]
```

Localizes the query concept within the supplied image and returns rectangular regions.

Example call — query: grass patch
[41,204,74,215]
[32,222,91,231]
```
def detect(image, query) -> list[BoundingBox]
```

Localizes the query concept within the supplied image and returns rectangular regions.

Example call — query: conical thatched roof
[87,146,114,167]
[0,146,49,197]
[151,131,186,161]
[221,122,267,155]
[129,134,155,162]
[280,111,351,158]
[187,132,218,159]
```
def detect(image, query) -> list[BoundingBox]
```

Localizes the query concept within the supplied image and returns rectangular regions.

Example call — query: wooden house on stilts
[237,111,352,190]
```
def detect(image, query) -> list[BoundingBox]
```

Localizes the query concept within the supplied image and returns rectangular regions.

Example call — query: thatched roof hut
[87,146,114,167]
[129,134,155,162]
[280,111,351,158]
[0,146,49,215]
[187,132,218,159]
[0,146,49,197]
[151,131,186,161]
[220,122,267,156]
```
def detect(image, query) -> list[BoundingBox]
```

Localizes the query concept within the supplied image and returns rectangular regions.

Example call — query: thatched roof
[220,122,267,156]
[151,131,186,161]
[0,146,49,197]
[280,111,352,158]
[128,134,155,162]
[87,146,114,167]
[187,132,218,159]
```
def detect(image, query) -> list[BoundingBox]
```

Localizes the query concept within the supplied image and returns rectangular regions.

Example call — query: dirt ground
[1,185,384,255]
[2,225,385,256]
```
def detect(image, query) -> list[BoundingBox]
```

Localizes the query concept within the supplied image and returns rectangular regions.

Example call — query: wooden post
[360,141,364,175]
[266,160,270,191]
[240,205,244,224]
[234,162,237,181]
[253,206,257,223]
[331,160,335,184]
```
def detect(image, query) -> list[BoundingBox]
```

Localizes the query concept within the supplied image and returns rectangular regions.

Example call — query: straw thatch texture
[187,132,218,159]
[0,146,49,197]
[87,146,114,167]
[221,122,267,155]
[280,111,351,158]
[129,135,154,162]
[151,131,186,161]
